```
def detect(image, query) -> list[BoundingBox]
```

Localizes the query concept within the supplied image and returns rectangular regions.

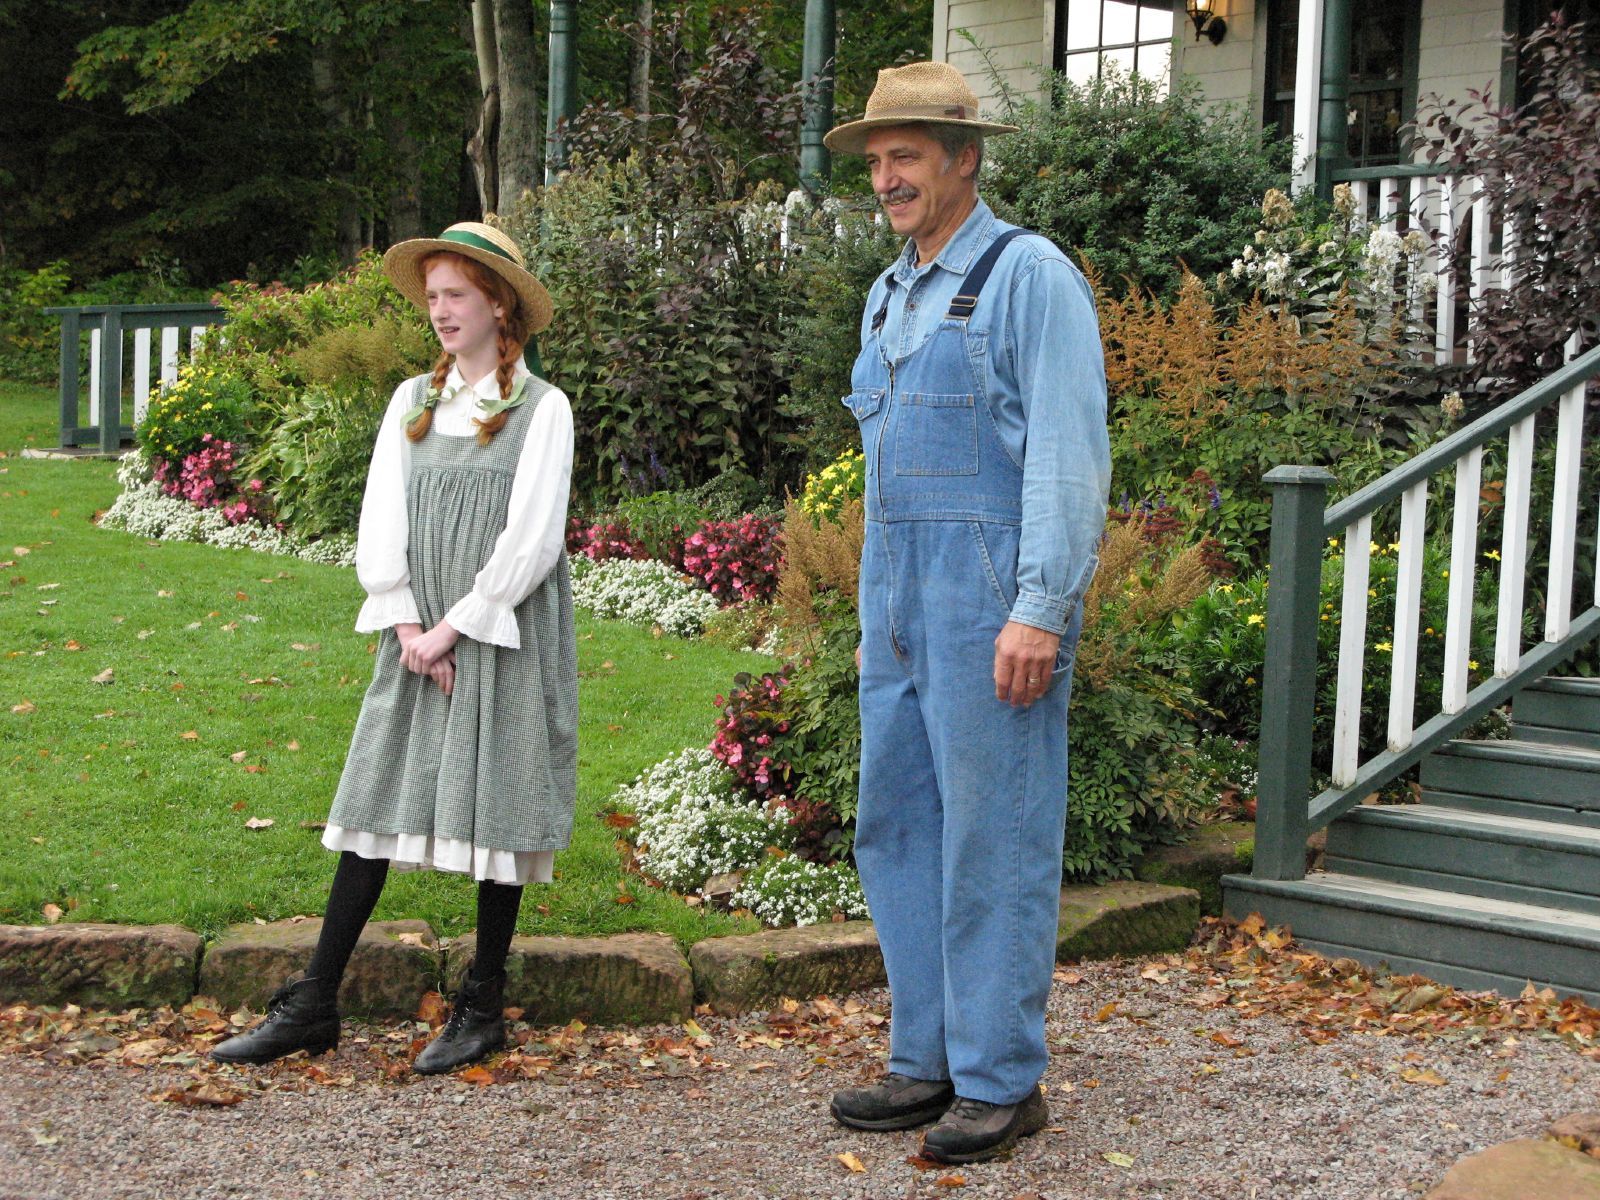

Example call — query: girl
[211,222,577,1075]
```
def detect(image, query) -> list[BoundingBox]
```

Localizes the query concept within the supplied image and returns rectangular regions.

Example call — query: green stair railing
[1253,340,1600,881]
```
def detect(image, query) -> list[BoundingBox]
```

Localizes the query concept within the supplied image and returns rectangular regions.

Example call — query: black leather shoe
[830,1073,956,1131]
[921,1086,1048,1163]
[413,970,507,1075]
[209,976,339,1065]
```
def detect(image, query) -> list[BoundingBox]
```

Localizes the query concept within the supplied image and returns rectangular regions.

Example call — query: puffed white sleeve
[353,380,423,632]
[443,386,574,648]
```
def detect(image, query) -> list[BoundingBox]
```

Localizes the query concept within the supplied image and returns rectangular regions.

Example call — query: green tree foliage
[983,69,1291,301]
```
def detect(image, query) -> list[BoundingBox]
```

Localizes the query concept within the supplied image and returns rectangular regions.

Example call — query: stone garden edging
[0,880,1202,1020]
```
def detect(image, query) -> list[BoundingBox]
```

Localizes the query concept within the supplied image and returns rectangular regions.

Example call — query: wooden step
[1420,739,1600,812]
[1324,805,1600,916]
[1513,676,1600,734]
[1222,872,1600,1003]
[1510,723,1600,752]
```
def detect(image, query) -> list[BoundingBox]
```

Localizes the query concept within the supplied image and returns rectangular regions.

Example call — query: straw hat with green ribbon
[382,222,553,335]
[824,61,1019,156]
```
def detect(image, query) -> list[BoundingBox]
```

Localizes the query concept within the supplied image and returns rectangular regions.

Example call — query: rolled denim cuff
[1008,591,1070,636]
[355,585,421,632]
[445,591,521,649]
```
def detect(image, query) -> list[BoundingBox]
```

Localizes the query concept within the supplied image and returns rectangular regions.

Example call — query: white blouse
[353,361,574,647]
[327,361,574,886]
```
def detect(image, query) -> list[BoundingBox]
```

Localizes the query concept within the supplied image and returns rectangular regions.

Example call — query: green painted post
[96,311,124,455]
[1315,0,1352,202]
[798,0,836,196]
[1254,465,1336,881]
[56,309,80,447]
[545,0,579,184]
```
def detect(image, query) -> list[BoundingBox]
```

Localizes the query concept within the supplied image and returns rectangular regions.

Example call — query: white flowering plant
[609,746,869,927]
[1218,185,1436,345]
[570,556,721,638]
[731,855,869,928]
[100,451,356,566]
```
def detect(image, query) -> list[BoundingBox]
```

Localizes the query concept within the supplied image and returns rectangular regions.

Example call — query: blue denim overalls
[848,229,1080,1106]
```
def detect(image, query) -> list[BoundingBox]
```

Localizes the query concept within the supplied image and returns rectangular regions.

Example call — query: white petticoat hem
[321,825,554,885]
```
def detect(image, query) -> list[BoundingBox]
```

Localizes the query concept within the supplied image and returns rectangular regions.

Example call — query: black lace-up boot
[412,969,507,1075]
[921,1086,1048,1163]
[209,976,339,1065]
[830,1073,956,1131]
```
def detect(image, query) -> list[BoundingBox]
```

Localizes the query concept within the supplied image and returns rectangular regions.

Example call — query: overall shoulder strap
[870,266,900,335]
[946,227,1031,321]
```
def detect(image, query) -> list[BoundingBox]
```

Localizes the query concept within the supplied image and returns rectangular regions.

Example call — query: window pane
[1271,25,1298,93]
[1102,43,1137,75]
[1064,49,1101,84]
[1103,0,1139,43]
[1066,0,1102,50]
[1135,41,1172,86]
[1141,4,1173,38]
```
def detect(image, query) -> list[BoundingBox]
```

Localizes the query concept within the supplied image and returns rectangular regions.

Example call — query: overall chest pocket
[843,389,884,424]
[894,392,978,476]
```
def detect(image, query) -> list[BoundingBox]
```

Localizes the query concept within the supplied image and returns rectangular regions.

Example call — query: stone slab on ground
[1135,822,1255,916]
[198,919,437,1018]
[690,920,884,1016]
[0,923,201,1009]
[1057,881,1201,962]
[1552,1113,1600,1155]
[1425,1139,1600,1199]
[450,931,692,1026]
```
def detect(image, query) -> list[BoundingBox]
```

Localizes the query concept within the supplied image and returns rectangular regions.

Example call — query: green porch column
[545,0,579,184]
[1314,0,1353,201]
[798,0,836,196]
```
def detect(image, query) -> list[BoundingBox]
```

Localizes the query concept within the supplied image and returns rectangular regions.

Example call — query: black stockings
[303,852,523,997]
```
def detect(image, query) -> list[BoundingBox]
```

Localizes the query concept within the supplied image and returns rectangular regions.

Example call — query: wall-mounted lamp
[1186,0,1228,44]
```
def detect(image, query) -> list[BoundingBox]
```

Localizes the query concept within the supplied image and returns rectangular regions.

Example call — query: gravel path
[5,954,1599,1200]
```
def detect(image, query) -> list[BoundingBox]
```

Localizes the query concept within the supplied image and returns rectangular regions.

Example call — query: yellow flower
[1320,614,1330,621]
[1370,541,1381,553]
[1386,543,1400,553]
[1327,537,1339,548]
[1367,589,1377,598]
[1484,549,1501,561]
[1441,570,1449,578]
[1245,677,1257,686]
[1469,659,1479,670]
[1375,641,1393,652]
[1246,613,1265,626]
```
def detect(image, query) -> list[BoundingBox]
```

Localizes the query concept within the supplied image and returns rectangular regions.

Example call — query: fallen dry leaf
[458,1065,497,1086]
[934,1175,967,1188]
[230,750,249,763]
[243,817,274,830]
[90,668,114,685]
[11,701,35,715]
[416,992,448,1026]
[42,903,63,924]
[1093,1001,1118,1022]
[835,1152,866,1174]
[1102,1151,1136,1168]
[156,1081,245,1107]
[286,740,301,751]
[1401,1067,1448,1087]
[179,730,199,741]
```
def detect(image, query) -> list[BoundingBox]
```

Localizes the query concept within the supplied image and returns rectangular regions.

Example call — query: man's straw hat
[824,61,1019,156]
[382,222,553,334]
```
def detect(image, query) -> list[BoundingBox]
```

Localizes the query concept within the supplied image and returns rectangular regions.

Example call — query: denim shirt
[855,200,1111,636]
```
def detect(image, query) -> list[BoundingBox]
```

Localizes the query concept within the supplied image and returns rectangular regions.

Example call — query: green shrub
[1175,537,1502,765]
[134,358,257,464]
[242,383,388,541]
[776,207,903,478]
[610,490,711,566]
[983,68,1290,302]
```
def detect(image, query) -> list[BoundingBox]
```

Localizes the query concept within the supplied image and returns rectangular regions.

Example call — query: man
[823,62,1110,1164]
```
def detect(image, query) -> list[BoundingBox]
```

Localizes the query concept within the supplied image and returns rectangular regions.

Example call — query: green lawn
[0,380,764,945]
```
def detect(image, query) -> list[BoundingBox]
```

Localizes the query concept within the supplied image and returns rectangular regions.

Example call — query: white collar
[441,360,530,404]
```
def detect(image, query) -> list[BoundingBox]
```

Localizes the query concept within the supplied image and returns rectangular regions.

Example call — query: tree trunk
[494,0,541,210]
[467,0,499,216]
[311,48,363,263]
[629,0,652,116]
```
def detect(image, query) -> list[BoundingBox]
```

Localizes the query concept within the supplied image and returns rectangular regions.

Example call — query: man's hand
[399,620,461,683]
[994,621,1060,707]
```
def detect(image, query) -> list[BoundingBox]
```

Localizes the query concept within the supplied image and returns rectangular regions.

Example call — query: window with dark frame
[1053,0,1177,92]
[1262,0,1420,168]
